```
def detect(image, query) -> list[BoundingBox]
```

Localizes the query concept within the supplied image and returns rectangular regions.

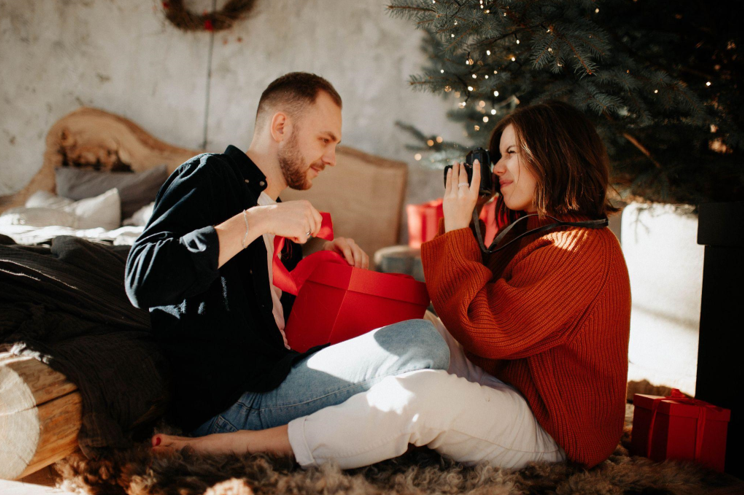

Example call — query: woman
[153,100,631,470]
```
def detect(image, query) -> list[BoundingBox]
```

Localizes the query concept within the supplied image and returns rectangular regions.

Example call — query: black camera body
[443,147,497,196]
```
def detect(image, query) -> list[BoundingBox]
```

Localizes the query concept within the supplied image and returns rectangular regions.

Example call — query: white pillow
[0,188,122,230]
[123,201,155,226]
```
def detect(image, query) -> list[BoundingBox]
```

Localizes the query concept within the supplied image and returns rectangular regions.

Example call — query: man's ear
[269,112,291,143]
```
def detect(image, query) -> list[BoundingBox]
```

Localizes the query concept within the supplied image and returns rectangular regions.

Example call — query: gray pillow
[55,165,168,219]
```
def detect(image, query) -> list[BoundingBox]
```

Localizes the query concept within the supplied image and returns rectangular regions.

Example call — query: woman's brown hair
[488,100,617,223]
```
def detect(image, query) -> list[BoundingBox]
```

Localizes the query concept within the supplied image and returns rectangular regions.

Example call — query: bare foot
[151,424,292,457]
[151,432,248,455]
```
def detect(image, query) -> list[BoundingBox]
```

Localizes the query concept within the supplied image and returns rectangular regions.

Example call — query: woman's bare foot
[151,431,249,455]
[151,425,292,457]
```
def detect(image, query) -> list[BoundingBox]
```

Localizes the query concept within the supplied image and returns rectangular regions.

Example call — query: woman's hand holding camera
[443,160,481,233]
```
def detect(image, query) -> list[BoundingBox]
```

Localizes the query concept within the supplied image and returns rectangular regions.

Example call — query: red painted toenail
[154,436,161,446]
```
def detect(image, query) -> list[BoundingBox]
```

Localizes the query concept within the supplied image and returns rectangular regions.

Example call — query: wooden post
[0,352,82,480]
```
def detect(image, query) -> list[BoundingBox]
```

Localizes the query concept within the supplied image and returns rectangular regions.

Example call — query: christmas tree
[388,0,743,205]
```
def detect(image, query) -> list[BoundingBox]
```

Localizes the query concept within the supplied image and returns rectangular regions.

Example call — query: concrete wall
[621,203,704,396]
[0,0,464,239]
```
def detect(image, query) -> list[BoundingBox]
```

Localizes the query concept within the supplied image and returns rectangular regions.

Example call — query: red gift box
[407,199,444,248]
[284,257,430,353]
[631,389,731,472]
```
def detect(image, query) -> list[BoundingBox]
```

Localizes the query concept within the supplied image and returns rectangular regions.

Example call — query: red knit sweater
[421,214,631,468]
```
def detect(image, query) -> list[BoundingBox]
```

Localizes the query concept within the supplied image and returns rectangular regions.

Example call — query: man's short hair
[255,72,342,129]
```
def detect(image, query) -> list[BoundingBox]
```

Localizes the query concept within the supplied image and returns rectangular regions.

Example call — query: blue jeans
[189,319,450,436]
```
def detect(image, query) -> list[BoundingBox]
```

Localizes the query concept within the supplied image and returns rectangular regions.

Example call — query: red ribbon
[272,212,335,296]
[646,389,724,461]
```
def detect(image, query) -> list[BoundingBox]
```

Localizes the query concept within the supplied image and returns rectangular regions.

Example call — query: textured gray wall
[0,0,466,238]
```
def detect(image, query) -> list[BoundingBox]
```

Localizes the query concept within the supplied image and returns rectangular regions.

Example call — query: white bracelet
[241,209,250,250]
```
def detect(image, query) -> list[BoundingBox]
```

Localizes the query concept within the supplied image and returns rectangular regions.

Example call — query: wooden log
[0,352,81,480]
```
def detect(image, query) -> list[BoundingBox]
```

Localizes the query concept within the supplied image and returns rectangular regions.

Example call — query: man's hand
[254,200,324,244]
[323,237,369,269]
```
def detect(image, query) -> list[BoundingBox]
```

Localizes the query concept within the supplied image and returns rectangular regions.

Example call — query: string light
[483,116,489,123]
[516,39,520,44]
[414,153,422,161]
[493,70,498,74]
[459,102,467,108]
[484,75,489,79]
[472,74,477,79]
[493,90,500,96]
[486,50,491,55]
[654,89,659,93]
[468,85,474,91]
[440,69,444,73]
[485,9,489,13]
[436,136,443,143]
[454,20,458,25]
[427,139,434,146]
[478,100,486,107]
[455,91,461,97]
[451,34,455,38]
[595,8,599,13]
[511,56,516,61]
[706,81,712,87]
[474,125,480,131]
[444,85,451,92]
[491,109,497,115]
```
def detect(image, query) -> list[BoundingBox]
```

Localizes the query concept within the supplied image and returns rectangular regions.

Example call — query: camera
[443,147,497,196]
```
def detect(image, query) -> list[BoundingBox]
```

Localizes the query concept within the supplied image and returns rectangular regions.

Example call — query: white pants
[287,312,566,469]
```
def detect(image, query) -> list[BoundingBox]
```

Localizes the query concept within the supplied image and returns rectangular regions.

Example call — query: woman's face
[494,124,537,213]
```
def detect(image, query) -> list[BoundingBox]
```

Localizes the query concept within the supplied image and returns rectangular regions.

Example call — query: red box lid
[308,261,430,306]
[634,393,731,422]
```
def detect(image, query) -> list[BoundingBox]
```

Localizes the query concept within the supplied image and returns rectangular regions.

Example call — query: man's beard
[278,129,313,190]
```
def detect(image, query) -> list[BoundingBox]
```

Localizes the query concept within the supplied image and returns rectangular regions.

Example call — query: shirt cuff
[180,225,219,275]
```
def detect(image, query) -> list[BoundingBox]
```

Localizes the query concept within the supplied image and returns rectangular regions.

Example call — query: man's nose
[324,147,337,167]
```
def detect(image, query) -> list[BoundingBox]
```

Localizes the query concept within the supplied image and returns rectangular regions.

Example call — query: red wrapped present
[407,199,443,248]
[631,389,731,472]
[283,255,430,352]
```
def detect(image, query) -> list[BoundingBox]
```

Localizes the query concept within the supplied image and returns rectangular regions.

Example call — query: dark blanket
[0,234,170,458]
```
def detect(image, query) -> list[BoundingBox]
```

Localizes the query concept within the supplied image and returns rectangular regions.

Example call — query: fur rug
[53,406,738,495]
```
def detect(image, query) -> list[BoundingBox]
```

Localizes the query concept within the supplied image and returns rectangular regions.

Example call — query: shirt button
[259,181,266,187]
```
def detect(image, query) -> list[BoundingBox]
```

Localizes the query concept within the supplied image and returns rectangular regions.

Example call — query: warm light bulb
[483,116,489,123]
[474,125,480,131]
[491,109,496,115]
[436,136,443,143]
[516,39,520,44]
[706,81,712,87]
[440,69,444,73]
[427,139,434,146]
[472,74,477,79]
[459,102,467,108]
[468,86,474,91]
[654,89,659,93]
[486,50,491,55]
[511,56,516,61]
[493,90,499,96]
[479,100,486,107]
[415,153,422,161]
[484,75,489,79]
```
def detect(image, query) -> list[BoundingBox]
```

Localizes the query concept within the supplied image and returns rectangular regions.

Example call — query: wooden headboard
[0,107,408,254]
[0,107,202,213]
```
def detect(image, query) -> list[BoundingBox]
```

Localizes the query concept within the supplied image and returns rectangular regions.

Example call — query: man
[125,72,448,444]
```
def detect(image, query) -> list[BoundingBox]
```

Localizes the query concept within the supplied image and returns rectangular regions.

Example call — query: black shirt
[125,145,312,431]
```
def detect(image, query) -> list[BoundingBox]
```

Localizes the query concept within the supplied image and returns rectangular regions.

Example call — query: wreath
[162,0,257,32]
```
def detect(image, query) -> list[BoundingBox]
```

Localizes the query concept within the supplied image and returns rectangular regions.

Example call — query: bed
[0,107,408,480]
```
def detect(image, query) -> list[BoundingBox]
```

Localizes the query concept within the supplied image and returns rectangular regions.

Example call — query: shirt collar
[224,145,268,194]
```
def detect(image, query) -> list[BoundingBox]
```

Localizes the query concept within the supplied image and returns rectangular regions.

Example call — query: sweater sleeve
[421,227,607,360]
[125,157,223,309]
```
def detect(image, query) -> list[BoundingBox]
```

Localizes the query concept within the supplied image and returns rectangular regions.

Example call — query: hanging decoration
[162,0,257,32]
